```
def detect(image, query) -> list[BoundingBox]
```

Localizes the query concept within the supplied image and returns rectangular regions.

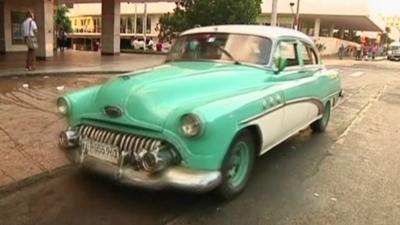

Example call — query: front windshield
[390,45,400,50]
[167,33,272,65]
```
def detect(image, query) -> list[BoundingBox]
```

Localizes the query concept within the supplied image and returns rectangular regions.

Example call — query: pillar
[0,1,5,53]
[35,0,54,59]
[339,29,345,39]
[329,24,335,37]
[101,0,120,55]
[313,18,321,38]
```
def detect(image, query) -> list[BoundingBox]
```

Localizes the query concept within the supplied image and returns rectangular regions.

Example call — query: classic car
[387,42,400,61]
[58,25,342,199]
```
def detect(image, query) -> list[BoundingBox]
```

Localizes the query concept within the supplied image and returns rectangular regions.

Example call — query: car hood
[88,61,269,130]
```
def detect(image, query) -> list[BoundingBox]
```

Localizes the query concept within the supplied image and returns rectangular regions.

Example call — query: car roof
[180,25,315,45]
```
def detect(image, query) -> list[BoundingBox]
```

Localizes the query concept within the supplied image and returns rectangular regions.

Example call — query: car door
[274,39,319,136]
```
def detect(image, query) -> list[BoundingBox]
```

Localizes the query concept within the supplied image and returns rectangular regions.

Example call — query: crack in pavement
[0,168,16,182]
[303,83,388,182]
[0,124,48,172]
[333,83,387,147]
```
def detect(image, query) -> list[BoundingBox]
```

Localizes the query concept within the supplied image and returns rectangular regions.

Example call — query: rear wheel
[311,101,331,133]
[217,130,255,200]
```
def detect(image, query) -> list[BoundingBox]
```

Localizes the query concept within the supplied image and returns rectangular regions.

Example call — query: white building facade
[0,0,388,56]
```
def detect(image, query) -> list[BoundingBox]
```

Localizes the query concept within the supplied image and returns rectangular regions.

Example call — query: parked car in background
[388,42,400,61]
[58,25,342,200]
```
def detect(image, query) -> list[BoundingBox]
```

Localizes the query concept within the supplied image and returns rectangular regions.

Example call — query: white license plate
[82,138,120,164]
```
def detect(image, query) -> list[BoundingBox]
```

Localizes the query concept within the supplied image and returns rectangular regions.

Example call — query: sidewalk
[0,50,166,77]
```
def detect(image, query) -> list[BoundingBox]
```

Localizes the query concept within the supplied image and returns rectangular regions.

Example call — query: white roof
[180,25,314,44]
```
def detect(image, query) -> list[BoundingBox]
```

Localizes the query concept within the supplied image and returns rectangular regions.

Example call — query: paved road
[0,60,399,225]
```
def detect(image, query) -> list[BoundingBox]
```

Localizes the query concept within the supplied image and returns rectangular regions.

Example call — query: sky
[368,0,400,15]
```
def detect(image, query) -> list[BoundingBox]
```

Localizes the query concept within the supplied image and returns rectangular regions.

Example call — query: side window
[308,46,319,65]
[274,41,299,67]
[299,43,313,65]
[299,42,319,65]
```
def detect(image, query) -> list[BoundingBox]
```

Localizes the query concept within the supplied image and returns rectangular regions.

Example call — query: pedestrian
[372,43,378,61]
[147,37,154,50]
[356,44,362,60]
[58,28,68,52]
[338,44,345,60]
[362,44,368,61]
[22,11,38,71]
[368,44,373,61]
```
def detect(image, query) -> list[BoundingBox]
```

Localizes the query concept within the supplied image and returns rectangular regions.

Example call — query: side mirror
[273,57,288,74]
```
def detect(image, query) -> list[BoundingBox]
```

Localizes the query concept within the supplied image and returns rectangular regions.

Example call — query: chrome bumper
[68,150,222,193]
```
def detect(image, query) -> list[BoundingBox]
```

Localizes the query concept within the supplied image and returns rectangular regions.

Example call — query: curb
[0,164,74,199]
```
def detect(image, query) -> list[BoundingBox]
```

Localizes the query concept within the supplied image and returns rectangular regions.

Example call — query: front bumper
[68,150,222,193]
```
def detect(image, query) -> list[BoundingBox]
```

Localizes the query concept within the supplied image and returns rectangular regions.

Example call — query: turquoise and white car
[58,25,342,200]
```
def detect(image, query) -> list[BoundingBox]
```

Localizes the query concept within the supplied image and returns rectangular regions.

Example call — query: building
[68,2,174,51]
[0,0,389,57]
[67,0,387,55]
[382,15,400,30]
[381,15,400,41]
[0,0,55,58]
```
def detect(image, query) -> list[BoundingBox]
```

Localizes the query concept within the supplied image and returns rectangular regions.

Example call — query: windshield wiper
[217,46,241,65]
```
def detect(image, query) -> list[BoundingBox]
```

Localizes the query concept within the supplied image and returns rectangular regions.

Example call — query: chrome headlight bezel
[180,113,204,138]
[57,97,70,116]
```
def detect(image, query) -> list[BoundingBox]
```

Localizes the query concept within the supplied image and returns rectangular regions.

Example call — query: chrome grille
[78,125,163,155]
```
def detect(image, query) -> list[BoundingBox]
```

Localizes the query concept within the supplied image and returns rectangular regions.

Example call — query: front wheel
[311,101,331,133]
[217,130,255,200]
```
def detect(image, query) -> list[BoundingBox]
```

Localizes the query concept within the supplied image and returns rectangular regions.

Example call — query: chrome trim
[241,93,340,125]
[79,125,165,159]
[240,103,284,124]
[80,155,221,193]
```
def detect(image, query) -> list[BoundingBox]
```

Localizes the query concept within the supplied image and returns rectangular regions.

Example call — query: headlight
[57,97,69,115]
[180,114,203,137]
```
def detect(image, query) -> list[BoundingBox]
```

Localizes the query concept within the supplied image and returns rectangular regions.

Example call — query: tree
[159,0,262,41]
[55,4,72,33]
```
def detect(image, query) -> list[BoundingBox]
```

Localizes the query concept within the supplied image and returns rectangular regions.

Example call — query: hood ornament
[104,106,123,118]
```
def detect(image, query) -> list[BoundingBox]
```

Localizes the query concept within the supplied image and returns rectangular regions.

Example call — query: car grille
[78,124,163,155]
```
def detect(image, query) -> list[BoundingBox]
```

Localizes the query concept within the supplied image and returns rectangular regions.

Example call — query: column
[313,18,321,38]
[329,24,335,37]
[101,0,120,55]
[35,0,54,59]
[339,29,345,39]
[0,1,5,53]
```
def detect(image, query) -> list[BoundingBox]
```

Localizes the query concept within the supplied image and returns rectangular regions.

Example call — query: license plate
[82,138,120,164]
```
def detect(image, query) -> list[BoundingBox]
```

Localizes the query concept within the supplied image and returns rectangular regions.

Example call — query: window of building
[146,16,151,34]
[136,16,143,34]
[11,11,27,45]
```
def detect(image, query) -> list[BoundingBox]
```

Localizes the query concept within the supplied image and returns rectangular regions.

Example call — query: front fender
[163,91,265,171]
[62,85,101,126]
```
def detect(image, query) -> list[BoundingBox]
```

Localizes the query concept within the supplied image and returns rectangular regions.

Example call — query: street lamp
[289,1,301,30]
[290,2,295,29]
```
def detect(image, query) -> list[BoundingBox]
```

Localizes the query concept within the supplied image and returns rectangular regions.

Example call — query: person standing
[338,44,345,60]
[22,12,38,71]
[372,43,378,61]
[58,28,67,52]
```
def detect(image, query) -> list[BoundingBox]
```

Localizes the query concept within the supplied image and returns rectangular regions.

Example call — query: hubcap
[227,142,250,187]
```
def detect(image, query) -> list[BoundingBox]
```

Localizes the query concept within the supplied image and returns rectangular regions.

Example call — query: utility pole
[295,0,300,30]
[271,0,278,26]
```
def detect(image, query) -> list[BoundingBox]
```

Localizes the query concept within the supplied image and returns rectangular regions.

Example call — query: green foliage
[55,5,72,33]
[159,0,262,41]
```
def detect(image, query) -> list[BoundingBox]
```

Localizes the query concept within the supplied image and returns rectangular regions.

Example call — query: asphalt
[0,60,400,225]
